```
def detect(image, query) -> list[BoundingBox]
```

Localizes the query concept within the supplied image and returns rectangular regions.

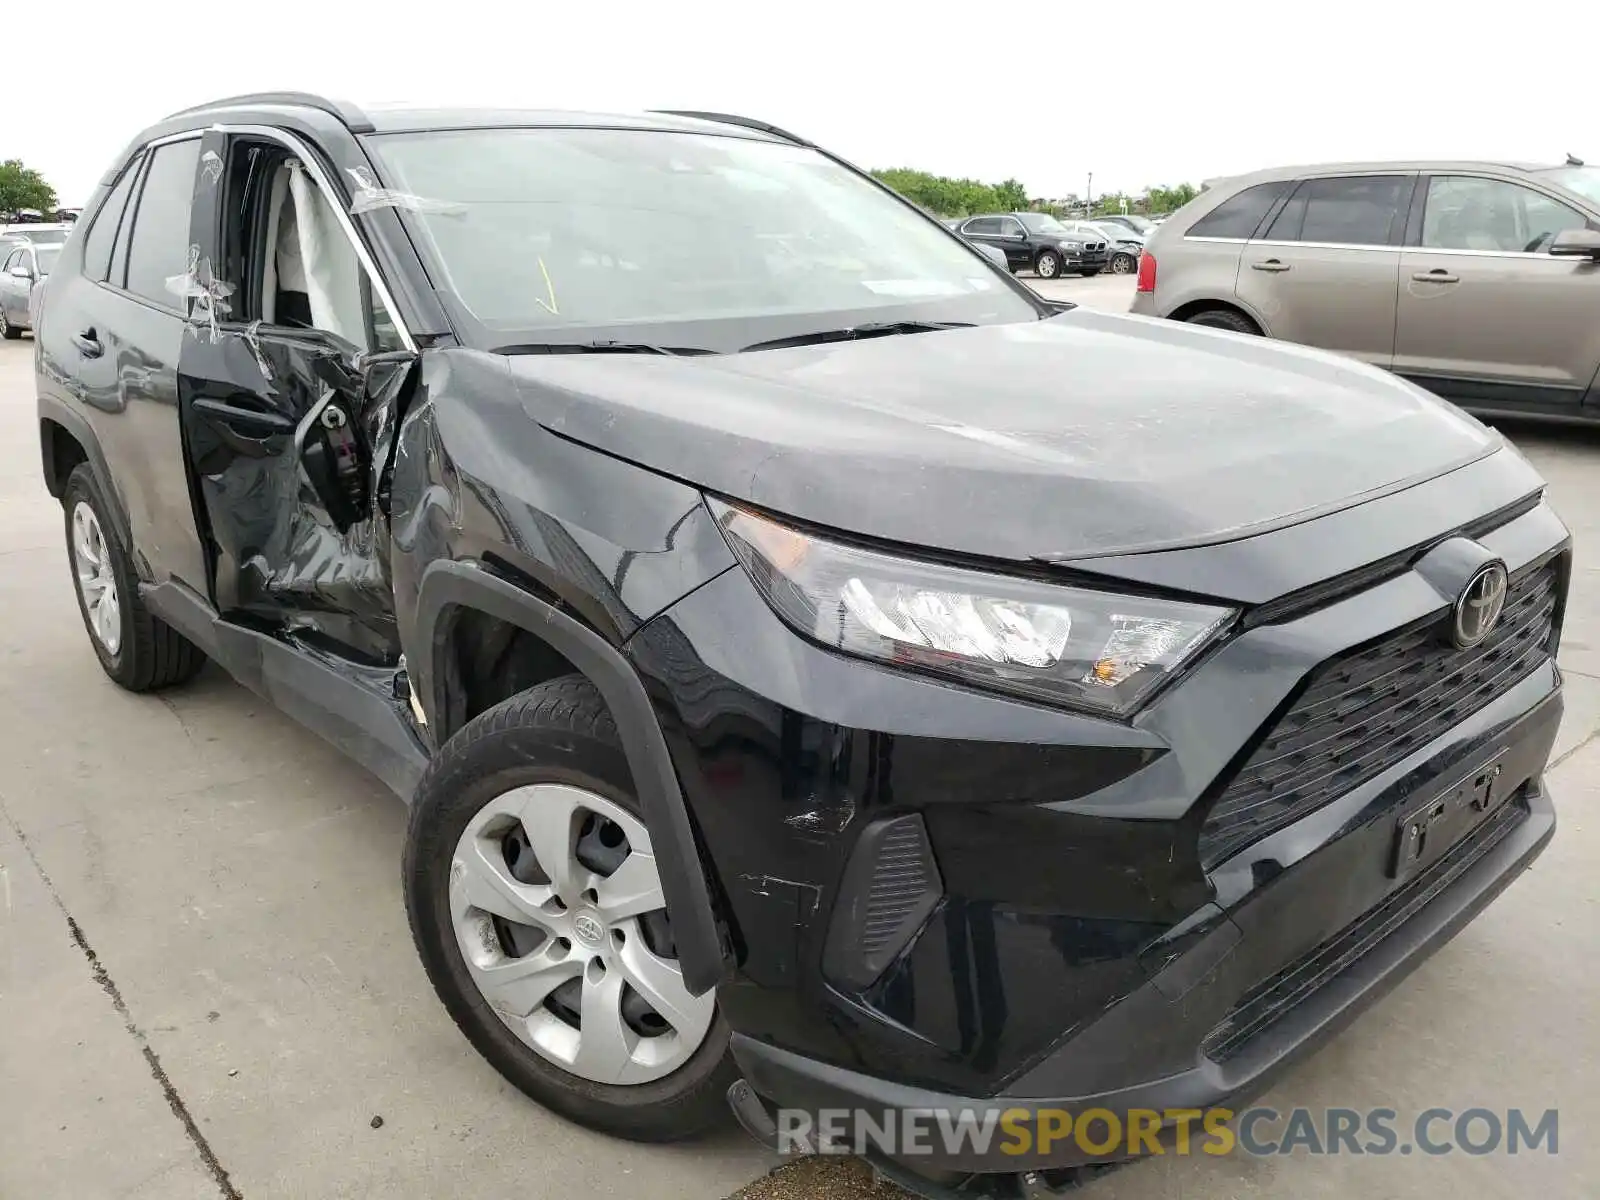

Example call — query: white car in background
[0,240,57,338]
[0,222,74,246]
[1062,220,1145,275]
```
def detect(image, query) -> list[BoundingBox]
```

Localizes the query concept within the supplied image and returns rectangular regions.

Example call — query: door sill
[141,580,429,799]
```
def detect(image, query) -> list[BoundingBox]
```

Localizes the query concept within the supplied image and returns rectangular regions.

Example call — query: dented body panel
[34,96,1574,1182]
[386,348,738,730]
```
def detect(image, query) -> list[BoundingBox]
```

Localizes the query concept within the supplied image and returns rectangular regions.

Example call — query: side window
[1187,182,1289,239]
[963,217,999,236]
[221,140,404,351]
[997,218,1025,237]
[1275,175,1406,247]
[124,139,202,304]
[1420,176,1587,254]
[363,277,406,352]
[1,249,19,272]
[81,155,143,283]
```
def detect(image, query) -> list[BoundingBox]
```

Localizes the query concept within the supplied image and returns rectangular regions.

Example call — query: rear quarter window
[1186,182,1290,239]
[123,138,201,305]
[81,154,144,283]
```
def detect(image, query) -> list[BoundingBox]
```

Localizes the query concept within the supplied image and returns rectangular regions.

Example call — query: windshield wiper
[740,320,975,353]
[492,341,716,357]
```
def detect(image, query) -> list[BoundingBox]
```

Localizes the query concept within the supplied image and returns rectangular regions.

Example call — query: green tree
[993,177,1029,211]
[870,168,1028,217]
[1090,190,1136,217]
[0,160,57,215]
[1143,182,1199,214]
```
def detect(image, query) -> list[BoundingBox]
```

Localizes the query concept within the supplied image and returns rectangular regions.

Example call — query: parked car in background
[955,211,1107,277]
[939,216,1021,271]
[1072,220,1144,274]
[0,222,74,246]
[1132,159,1600,422]
[0,239,56,338]
[1094,212,1155,238]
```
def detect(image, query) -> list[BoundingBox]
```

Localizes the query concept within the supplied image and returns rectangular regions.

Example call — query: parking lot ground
[1030,271,1139,311]
[2,312,1598,1200]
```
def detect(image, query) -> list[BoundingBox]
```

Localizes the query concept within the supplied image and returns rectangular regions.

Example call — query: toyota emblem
[1451,562,1509,649]
[573,914,604,945]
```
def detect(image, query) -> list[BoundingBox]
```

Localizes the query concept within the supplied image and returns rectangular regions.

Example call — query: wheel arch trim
[413,557,729,997]
[1169,296,1269,334]
[38,394,132,549]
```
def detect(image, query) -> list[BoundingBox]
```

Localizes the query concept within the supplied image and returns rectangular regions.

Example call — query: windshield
[1536,166,1600,208]
[1016,212,1069,234]
[364,128,1040,351]
[36,246,59,275]
[10,227,68,244]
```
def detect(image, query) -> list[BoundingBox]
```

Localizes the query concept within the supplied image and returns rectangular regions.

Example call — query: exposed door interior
[179,134,415,664]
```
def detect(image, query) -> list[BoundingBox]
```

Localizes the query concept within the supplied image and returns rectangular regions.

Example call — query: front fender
[412,558,731,998]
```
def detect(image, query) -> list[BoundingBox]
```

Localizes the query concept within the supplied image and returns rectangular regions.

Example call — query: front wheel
[404,676,737,1142]
[1035,250,1063,279]
[1110,252,1137,275]
[0,307,21,339]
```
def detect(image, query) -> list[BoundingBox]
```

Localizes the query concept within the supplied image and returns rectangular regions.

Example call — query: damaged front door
[176,130,416,664]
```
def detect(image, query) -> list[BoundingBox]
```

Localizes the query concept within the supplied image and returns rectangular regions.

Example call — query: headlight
[1060,240,1084,250]
[716,503,1235,715]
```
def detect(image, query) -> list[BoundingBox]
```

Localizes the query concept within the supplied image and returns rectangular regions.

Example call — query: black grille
[1202,798,1524,1062]
[862,820,939,956]
[1199,560,1559,867]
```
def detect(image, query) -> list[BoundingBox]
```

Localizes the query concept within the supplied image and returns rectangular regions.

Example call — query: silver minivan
[1130,160,1600,419]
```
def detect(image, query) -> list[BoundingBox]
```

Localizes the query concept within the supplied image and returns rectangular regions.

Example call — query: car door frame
[958,215,1003,256]
[992,215,1032,269]
[175,123,421,663]
[1393,168,1600,415]
[1233,170,1417,367]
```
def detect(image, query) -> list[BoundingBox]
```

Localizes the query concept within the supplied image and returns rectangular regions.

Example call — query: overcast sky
[12,1,1593,207]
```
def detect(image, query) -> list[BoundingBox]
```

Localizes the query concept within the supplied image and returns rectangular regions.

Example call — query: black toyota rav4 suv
[36,94,1566,1197]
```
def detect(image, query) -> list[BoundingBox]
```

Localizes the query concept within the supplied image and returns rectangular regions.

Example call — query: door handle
[192,397,296,436]
[1412,269,1460,283]
[72,329,103,358]
[1251,259,1291,272]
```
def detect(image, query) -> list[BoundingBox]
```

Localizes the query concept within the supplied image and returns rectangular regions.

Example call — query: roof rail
[650,110,810,146]
[163,92,375,134]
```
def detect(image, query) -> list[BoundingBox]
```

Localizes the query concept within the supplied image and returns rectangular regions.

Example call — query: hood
[503,310,1500,563]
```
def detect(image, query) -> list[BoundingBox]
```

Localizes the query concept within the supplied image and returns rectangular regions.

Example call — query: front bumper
[729,685,1559,1175]
[624,480,1568,1179]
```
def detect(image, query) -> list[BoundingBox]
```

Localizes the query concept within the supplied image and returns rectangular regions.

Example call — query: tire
[404,675,737,1142]
[0,308,20,339]
[1035,249,1062,279]
[1185,307,1261,335]
[1110,252,1137,275]
[62,464,205,691]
